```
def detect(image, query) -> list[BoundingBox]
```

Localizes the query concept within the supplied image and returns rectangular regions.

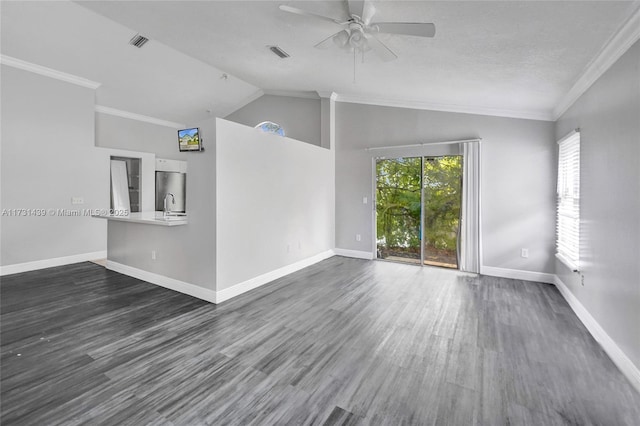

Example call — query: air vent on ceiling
[268,45,290,59]
[129,34,149,48]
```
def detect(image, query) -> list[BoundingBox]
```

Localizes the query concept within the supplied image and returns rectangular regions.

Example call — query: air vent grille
[129,34,149,48]
[268,45,290,59]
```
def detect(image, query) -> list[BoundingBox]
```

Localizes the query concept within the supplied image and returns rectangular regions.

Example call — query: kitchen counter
[93,211,187,226]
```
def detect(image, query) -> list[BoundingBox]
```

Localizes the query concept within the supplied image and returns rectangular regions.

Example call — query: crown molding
[317,91,333,98]
[0,55,101,90]
[95,105,186,129]
[318,91,339,101]
[263,89,320,99]
[553,2,640,120]
[335,93,554,121]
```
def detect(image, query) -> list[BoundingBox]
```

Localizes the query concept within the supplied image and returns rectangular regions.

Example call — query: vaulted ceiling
[1,1,259,125]
[2,1,637,123]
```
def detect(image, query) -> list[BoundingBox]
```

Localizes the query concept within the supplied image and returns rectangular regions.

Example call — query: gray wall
[320,97,330,149]
[225,94,321,146]
[335,102,557,274]
[555,40,640,370]
[1,66,107,266]
[96,112,189,161]
[107,117,217,290]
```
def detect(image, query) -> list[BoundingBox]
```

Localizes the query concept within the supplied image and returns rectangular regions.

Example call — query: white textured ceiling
[2,1,636,122]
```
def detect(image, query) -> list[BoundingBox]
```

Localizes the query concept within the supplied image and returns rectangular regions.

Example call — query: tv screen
[178,128,201,152]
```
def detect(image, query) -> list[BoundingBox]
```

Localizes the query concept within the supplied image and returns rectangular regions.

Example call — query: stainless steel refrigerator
[155,171,186,213]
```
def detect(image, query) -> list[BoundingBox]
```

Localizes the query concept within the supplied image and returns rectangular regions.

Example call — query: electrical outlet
[71,197,84,205]
[581,274,585,286]
[151,250,156,260]
[363,196,368,204]
[287,244,290,253]
[521,248,529,258]
[298,241,301,249]
[355,234,361,242]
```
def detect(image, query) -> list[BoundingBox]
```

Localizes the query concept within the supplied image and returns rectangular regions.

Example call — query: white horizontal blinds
[556,131,580,269]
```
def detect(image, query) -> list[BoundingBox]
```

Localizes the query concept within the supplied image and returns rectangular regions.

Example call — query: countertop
[92,211,187,226]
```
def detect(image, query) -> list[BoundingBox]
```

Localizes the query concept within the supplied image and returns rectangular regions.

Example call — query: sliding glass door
[376,155,463,269]
[422,156,462,268]
[375,158,422,264]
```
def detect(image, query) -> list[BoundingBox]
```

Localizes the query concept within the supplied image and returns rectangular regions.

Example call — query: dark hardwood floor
[1,257,639,425]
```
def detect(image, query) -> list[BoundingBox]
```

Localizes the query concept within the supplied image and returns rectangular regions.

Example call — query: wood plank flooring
[1,257,639,425]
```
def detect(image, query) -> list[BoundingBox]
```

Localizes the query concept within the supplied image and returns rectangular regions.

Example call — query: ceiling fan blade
[361,1,376,25]
[279,5,346,26]
[314,31,344,49]
[364,33,397,62]
[347,0,364,18]
[373,22,436,38]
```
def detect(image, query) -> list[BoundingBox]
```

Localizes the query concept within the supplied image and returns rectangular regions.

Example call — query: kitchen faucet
[163,193,175,217]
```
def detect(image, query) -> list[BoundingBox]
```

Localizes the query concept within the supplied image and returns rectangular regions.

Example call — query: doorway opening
[375,155,463,269]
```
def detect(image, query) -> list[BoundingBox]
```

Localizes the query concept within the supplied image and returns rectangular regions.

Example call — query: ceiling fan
[279,0,435,62]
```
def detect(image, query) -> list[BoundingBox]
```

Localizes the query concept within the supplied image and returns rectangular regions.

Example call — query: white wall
[215,118,334,290]
[95,112,189,161]
[225,94,322,147]
[1,66,107,267]
[106,117,217,290]
[335,102,557,274]
[555,40,640,371]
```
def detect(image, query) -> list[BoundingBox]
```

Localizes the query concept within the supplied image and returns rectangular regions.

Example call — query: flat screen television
[178,127,202,152]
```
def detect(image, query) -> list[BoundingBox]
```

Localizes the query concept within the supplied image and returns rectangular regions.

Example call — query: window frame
[556,129,581,272]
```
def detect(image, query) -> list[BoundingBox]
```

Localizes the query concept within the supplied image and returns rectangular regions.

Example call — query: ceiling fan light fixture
[333,29,350,48]
[349,28,366,49]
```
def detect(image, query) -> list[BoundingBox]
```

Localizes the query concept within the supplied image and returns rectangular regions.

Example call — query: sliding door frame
[370,138,482,272]
[374,155,460,268]
[371,156,378,258]
[420,157,425,265]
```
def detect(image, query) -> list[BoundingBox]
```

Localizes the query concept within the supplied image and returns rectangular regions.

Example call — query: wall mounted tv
[178,127,202,152]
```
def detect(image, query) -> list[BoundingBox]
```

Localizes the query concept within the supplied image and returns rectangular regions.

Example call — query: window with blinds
[556,130,580,271]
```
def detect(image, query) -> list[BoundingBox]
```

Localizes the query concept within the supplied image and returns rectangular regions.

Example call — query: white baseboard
[106,250,335,305]
[333,248,375,260]
[0,251,107,276]
[480,265,555,284]
[106,261,216,303]
[216,249,335,303]
[480,267,640,392]
[554,275,640,394]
